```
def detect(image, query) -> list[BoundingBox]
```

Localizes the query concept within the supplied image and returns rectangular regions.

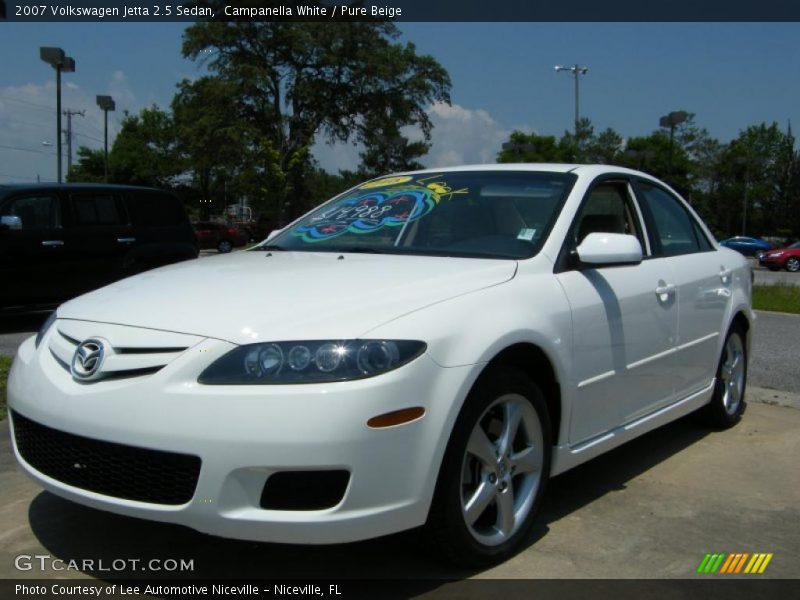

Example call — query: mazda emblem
[70,339,106,381]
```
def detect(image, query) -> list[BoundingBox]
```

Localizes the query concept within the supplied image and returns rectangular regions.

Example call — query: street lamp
[554,64,589,138]
[39,47,76,183]
[96,95,115,182]
[658,110,688,179]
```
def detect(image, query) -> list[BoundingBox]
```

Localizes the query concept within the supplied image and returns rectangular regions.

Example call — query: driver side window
[574,182,646,251]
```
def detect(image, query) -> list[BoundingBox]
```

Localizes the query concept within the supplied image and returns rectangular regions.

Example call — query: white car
[8,165,752,565]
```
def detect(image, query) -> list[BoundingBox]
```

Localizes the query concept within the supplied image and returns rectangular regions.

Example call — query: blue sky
[1,22,799,182]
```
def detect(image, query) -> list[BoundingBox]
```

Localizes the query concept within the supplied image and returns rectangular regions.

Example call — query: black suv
[0,184,198,312]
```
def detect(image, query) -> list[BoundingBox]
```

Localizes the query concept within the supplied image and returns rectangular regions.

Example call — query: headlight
[198,340,427,385]
[35,311,58,349]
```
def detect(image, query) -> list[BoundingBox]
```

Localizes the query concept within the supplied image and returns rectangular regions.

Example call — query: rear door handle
[117,237,136,244]
[41,240,64,247]
[720,267,732,283]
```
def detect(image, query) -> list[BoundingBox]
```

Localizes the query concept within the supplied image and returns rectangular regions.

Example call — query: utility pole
[62,109,85,176]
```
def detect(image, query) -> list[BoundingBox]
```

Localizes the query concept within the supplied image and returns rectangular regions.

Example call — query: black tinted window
[2,195,57,230]
[130,192,185,227]
[639,184,700,256]
[72,193,123,226]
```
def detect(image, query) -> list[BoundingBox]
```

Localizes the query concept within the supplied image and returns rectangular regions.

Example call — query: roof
[0,182,161,197]
[391,163,653,179]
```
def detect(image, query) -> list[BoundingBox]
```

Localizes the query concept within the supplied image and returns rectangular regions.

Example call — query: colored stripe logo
[697,553,773,574]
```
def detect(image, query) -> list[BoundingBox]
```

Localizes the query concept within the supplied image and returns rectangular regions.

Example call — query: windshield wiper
[334,246,389,254]
[254,244,286,251]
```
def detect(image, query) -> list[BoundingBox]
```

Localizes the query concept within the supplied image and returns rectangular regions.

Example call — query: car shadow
[27,414,710,581]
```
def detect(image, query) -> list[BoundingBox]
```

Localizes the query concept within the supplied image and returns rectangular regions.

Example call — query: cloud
[0,72,137,183]
[421,102,516,167]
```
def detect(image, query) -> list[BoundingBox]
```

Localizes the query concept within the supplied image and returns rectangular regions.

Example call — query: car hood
[59,251,517,344]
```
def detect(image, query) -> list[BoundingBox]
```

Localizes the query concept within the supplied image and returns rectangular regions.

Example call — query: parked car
[758,241,800,272]
[719,236,773,256]
[193,221,249,253]
[0,183,198,312]
[9,165,752,566]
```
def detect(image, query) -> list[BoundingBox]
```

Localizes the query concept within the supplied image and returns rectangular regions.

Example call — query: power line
[0,115,52,132]
[0,93,56,113]
[73,130,105,144]
[0,172,42,182]
[0,143,57,156]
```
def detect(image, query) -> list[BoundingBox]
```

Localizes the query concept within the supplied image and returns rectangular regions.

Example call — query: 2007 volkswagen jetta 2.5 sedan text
[8,165,752,565]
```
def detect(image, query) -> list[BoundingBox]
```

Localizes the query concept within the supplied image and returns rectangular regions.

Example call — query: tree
[712,123,796,238]
[496,131,565,163]
[584,128,624,164]
[66,147,106,183]
[172,77,253,218]
[182,7,451,221]
[109,106,183,187]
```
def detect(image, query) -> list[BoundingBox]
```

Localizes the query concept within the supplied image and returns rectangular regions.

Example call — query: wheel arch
[729,309,752,355]
[474,342,563,446]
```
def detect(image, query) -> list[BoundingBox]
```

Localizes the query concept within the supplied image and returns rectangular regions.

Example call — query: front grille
[12,411,201,505]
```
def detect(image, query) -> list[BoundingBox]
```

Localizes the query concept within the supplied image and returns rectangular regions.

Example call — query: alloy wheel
[720,333,746,416]
[460,393,544,547]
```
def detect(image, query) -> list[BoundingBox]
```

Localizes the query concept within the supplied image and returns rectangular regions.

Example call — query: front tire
[786,257,800,272]
[701,326,747,428]
[427,367,551,567]
[217,239,233,253]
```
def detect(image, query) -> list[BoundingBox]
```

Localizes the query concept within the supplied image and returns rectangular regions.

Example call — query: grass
[753,284,800,314]
[0,355,11,421]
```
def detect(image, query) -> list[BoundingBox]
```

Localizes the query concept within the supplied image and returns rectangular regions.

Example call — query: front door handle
[117,237,136,244]
[719,267,732,283]
[655,283,676,300]
[41,240,64,247]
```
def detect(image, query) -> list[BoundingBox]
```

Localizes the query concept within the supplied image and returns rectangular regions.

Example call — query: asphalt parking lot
[1,398,798,581]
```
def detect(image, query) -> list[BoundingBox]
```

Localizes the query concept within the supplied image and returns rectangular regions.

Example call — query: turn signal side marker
[367,407,425,428]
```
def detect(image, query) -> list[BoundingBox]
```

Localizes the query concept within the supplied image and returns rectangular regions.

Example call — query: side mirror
[0,215,22,231]
[266,228,283,242]
[576,232,643,266]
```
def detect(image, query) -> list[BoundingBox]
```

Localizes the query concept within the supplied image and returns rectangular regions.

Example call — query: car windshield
[788,242,800,249]
[263,171,577,259]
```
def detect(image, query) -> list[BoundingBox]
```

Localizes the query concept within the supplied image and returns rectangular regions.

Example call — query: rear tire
[786,257,800,272]
[426,367,551,567]
[217,239,233,253]
[700,326,747,429]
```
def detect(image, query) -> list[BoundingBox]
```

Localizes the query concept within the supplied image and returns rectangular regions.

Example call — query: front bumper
[758,254,783,267]
[8,330,474,544]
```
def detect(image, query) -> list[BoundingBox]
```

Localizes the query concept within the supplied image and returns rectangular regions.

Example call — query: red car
[758,242,800,272]
[193,221,249,253]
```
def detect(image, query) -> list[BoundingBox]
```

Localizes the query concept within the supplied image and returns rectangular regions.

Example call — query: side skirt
[550,380,715,476]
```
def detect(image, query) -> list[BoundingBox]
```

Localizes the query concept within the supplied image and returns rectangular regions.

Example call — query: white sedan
[8,164,752,565]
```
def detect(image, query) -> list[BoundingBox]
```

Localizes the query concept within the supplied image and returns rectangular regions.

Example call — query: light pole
[658,111,688,180]
[96,95,115,182]
[39,47,76,183]
[554,64,589,138]
[733,156,766,236]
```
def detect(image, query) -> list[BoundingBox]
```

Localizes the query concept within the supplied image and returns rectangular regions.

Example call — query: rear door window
[71,193,124,226]
[637,183,704,256]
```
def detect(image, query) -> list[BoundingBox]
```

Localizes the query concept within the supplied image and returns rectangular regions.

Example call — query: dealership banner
[3,0,800,22]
